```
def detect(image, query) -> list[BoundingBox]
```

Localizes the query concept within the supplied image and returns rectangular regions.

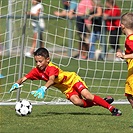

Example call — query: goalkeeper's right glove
[31,86,47,99]
[9,83,20,93]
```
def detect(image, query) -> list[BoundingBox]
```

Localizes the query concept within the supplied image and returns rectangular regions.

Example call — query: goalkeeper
[10,48,122,116]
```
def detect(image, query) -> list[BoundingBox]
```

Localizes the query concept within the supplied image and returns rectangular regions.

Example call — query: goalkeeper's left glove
[9,83,21,93]
[31,86,47,99]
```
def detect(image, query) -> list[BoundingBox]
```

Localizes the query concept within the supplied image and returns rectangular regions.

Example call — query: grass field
[1,104,133,133]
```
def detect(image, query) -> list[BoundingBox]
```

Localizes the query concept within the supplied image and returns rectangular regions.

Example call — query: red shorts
[66,81,86,99]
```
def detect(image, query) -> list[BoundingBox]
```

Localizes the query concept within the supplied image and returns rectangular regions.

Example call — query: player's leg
[81,89,122,116]
[81,89,111,109]
[89,32,96,59]
[127,94,133,108]
[125,75,133,108]
[72,81,114,108]
[67,89,95,107]
[68,89,114,109]
[69,95,93,107]
[25,27,38,57]
[80,42,88,59]
[30,32,38,54]
[71,81,113,108]
[70,75,122,115]
[39,32,44,48]
[72,81,121,115]
[109,29,121,52]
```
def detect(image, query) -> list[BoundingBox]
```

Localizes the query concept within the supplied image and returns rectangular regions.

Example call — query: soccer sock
[81,99,95,108]
[92,95,114,112]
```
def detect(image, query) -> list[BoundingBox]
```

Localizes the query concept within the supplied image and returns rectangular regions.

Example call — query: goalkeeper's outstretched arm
[9,76,27,93]
[16,76,28,85]
[44,75,55,88]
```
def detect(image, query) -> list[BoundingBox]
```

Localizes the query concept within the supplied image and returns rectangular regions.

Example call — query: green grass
[1,104,133,133]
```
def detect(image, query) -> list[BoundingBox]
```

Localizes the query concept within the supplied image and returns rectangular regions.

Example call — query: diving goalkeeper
[9,48,122,116]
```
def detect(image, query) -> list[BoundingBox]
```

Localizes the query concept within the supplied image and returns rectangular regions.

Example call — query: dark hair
[36,0,41,3]
[34,48,49,58]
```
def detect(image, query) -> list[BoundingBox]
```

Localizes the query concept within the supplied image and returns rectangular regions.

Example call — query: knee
[127,95,133,108]
[130,101,133,109]
[71,98,83,107]
[72,99,80,106]
[83,94,94,101]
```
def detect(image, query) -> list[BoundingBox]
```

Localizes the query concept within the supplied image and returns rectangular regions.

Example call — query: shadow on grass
[36,111,110,116]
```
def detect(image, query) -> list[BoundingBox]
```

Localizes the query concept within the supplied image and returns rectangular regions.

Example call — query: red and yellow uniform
[25,62,87,99]
[125,34,133,96]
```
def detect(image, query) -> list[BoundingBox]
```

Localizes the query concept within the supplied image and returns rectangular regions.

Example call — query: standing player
[25,0,45,57]
[116,12,133,109]
[88,0,103,60]
[103,0,121,56]
[73,0,93,59]
[10,48,122,116]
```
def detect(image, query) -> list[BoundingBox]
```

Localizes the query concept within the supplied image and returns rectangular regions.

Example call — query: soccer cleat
[104,96,114,104]
[111,108,122,116]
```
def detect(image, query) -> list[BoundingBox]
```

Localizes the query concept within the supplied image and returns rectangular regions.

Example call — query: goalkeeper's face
[34,55,50,70]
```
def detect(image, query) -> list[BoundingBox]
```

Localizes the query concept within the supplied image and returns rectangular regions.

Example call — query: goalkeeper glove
[9,83,21,93]
[31,86,47,99]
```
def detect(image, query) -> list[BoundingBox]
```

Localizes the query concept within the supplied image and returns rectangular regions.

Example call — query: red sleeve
[125,35,133,54]
[25,68,40,80]
[25,65,59,81]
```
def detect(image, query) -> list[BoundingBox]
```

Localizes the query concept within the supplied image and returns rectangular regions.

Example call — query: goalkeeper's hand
[31,86,47,99]
[9,83,22,93]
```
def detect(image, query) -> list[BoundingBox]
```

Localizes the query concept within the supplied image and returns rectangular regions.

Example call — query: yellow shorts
[125,75,133,96]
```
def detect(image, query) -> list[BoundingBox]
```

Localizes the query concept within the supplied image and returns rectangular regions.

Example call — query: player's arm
[116,52,133,59]
[89,6,102,20]
[45,75,56,88]
[31,75,56,99]
[123,54,133,59]
[16,76,28,85]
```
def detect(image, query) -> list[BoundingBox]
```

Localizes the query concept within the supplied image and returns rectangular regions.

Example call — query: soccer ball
[15,99,32,116]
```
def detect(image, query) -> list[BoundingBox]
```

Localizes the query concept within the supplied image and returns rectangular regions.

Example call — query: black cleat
[104,96,114,104]
[111,108,122,116]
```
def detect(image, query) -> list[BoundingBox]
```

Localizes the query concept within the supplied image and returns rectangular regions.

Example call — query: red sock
[93,95,114,112]
[81,99,95,108]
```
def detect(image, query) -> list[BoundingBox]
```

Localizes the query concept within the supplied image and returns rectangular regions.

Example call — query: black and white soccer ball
[15,99,32,116]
